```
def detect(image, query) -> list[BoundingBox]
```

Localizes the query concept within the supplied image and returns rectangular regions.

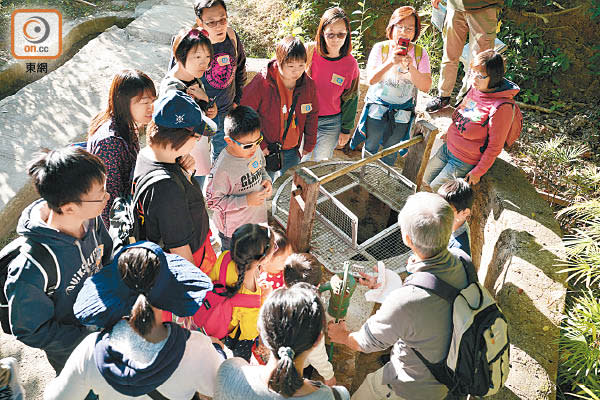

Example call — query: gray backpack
[404,253,510,397]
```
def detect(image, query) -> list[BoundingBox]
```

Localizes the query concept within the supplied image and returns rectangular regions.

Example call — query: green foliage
[559,289,600,397]
[349,1,375,67]
[526,136,589,203]
[557,200,600,287]
[498,21,572,104]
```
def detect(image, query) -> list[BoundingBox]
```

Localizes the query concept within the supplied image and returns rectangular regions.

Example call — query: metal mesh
[272,161,415,274]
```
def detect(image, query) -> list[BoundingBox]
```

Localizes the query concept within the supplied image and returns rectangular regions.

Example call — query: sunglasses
[79,191,109,203]
[472,71,489,80]
[230,134,263,150]
[202,16,227,28]
[324,32,347,40]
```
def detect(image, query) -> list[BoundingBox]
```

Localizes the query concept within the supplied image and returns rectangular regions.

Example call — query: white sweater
[304,336,335,380]
[44,329,223,400]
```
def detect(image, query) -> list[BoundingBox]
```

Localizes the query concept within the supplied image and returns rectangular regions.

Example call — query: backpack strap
[414,44,423,67]
[229,292,261,308]
[227,27,238,59]
[381,41,391,64]
[331,386,343,400]
[216,251,233,286]
[147,389,170,400]
[403,272,460,304]
[13,238,60,296]
[479,101,515,153]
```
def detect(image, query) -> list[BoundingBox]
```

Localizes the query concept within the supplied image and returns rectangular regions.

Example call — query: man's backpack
[108,169,184,254]
[192,251,260,339]
[0,237,59,334]
[404,255,510,397]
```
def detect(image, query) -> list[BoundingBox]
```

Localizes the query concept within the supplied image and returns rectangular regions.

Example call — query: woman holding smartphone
[350,6,432,166]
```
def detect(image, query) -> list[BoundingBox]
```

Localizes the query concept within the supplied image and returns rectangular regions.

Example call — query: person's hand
[327,320,350,344]
[432,0,441,8]
[357,264,382,289]
[440,133,447,142]
[178,154,196,173]
[338,133,351,148]
[324,377,337,387]
[247,188,268,206]
[210,336,224,347]
[262,147,270,156]
[232,103,238,110]
[465,171,480,185]
[262,179,273,197]
[206,104,218,119]
[400,54,413,72]
[301,148,311,157]
[186,83,209,102]
[389,50,404,66]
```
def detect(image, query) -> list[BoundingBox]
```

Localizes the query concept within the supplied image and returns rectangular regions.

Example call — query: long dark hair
[117,247,161,336]
[315,7,352,58]
[88,69,156,154]
[223,224,271,298]
[259,283,325,397]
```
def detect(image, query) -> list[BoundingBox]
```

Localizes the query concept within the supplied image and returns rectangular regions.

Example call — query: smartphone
[396,38,410,56]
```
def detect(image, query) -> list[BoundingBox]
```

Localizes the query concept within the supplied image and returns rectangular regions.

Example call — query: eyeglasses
[472,72,489,80]
[79,191,109,203]
[395,25,415,33]
[202,16,227,28]
[324,32,347,40]
[230,134,263,150]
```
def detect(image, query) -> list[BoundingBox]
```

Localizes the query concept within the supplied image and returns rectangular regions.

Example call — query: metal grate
[272,161,416,274]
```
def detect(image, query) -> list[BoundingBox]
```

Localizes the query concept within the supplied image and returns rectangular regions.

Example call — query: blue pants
[423,143,475,191]
[364,116,410,166]
[267,148,301,181]
[305,114,342,162]
[210,113,227,164]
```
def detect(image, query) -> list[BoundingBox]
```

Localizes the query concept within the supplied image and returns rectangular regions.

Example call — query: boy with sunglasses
[206,106,272,251]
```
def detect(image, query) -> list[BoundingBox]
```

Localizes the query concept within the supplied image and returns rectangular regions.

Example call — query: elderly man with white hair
[328,192,469,400]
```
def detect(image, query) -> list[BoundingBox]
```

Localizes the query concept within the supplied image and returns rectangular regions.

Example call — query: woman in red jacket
[241,35,319,180]
[424,50,519,190]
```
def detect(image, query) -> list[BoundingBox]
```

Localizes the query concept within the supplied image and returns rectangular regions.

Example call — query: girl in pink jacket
[424,50,519,190]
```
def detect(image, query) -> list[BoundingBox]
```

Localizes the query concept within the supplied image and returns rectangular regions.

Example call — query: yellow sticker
[301,103,312,114]
[217,55,230,66]
[331,73,345,86]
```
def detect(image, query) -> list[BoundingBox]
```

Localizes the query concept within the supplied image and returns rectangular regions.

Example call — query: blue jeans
[210,113,227,163]
[423,143,475,191]
[267,148,300,181]
[305,114,342,162]
[364,116,410,166]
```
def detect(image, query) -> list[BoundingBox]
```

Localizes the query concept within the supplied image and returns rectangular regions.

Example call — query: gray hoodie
[4,199,113,372]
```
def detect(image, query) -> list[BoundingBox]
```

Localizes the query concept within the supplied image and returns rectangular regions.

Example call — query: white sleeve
[43,334,96,400]
[305,335,335,380]
[190,332,224,397]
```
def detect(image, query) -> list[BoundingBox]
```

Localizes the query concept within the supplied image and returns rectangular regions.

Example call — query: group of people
[1,0,519,398]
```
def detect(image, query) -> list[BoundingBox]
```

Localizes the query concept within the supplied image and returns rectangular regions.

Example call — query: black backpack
[108,169,185,254]
[0,237,59,334]
[404,255,510,397]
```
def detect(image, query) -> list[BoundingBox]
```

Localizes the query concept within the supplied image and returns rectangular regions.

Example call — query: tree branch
[521,4,584,24]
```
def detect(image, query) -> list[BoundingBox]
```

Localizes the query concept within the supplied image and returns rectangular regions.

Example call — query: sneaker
[425,96,450,113]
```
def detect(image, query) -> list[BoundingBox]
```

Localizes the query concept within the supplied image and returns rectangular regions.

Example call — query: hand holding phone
[396,38,410,56]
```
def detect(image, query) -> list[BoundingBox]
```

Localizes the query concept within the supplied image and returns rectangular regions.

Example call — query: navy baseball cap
[153,90,217,136]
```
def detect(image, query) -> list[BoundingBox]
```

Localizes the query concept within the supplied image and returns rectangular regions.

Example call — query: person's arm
[191,332,225,396]
[466,104,513,184]
[301,84,319,155]
[5,260,89,355]
[367,42,398,85]
[327,320,363,351]
[170,244,195,265]
[205,167,248,213]
[338,76,360,147]
[233,32,247,106]
[306,335,335,381]
[407,55,432,93]
[43,334,95,400]
[91,136,128,227]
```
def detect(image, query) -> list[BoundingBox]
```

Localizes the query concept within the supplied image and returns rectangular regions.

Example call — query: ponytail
[269,346,303,397]
[223,224,271,298]
[259,283,326,397]
[130,294,155,336]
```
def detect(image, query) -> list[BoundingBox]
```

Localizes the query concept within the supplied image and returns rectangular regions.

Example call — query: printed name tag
[217,55,230,66]
[331,73,345,86]
[301,103,312,114]
[248,154,262,173]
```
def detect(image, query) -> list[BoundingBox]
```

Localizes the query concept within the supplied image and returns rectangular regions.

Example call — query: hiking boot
[425,96,450,113]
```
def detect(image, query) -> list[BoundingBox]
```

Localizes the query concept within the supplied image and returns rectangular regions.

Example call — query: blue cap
[153,90,217,136]
[74,241,213,328]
